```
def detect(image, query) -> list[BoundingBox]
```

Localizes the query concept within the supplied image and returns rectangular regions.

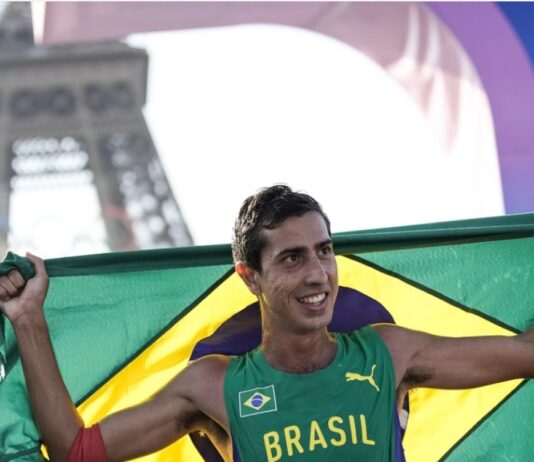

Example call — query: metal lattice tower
[0,2,192,255]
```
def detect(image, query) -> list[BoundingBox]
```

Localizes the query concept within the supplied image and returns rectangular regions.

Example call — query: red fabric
[67,424,108,462]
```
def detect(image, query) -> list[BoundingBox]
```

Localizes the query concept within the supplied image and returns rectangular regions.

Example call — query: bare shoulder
[164,354,231,398]
[372,323,410,348]
[372,323,429,386]
[373,323,428,348]
[172,354,233,428]
[372,323,399,336]
[183,354,232,387]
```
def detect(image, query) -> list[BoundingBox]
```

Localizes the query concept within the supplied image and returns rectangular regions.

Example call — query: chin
[298,311,334,333]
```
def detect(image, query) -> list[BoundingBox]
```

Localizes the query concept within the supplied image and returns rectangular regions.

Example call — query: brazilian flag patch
[239,385,278,417]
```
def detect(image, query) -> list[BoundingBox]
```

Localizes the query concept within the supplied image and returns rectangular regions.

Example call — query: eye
[283,254,298,263]
[320,245,333,256]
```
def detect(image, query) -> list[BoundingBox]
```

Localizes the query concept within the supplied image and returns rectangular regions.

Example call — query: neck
[260,327,337,374]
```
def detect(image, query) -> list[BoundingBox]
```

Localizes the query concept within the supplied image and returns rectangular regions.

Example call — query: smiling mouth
[298,292,327,305]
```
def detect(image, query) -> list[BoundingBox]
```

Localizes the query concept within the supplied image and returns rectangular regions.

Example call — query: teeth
[299,293,326,305]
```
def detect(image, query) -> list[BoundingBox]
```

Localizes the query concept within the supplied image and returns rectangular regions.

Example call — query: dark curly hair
[232,185,331,272]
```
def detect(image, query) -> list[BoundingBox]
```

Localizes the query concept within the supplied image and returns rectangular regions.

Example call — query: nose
[304,254,328,285]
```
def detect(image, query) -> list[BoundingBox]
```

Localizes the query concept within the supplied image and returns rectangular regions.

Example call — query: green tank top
[224,326,397,462]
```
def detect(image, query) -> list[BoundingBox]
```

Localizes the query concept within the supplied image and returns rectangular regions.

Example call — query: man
[1,185,534,462]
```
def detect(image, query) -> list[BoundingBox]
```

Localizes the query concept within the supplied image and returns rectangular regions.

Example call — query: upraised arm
[0,255,231,461]
[376,324,534,392]
[0,254,82,460]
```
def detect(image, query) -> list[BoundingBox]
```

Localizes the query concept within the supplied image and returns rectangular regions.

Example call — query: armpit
[403,365,434,388]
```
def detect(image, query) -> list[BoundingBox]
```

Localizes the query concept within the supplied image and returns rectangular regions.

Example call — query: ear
[235,262,261,295]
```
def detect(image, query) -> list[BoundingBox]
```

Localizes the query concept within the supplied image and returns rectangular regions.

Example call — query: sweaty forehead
[260,211,330,255]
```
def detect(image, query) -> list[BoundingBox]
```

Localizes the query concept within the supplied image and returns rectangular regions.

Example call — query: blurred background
[1,2,533,258]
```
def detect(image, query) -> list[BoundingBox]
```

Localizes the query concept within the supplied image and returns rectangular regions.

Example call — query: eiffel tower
[0,2,192,256]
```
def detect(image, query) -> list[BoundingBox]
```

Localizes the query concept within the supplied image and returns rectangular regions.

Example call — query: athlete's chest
[229,361,391,460]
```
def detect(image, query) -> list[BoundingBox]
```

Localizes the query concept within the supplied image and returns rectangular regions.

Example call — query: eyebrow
[274,239,333,259]
[315,239,333,250]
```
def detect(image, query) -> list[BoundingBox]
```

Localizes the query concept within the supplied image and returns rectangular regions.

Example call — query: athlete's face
[238,211,338,334]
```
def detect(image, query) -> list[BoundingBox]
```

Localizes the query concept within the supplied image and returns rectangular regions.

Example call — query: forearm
[13,310,83,461]
[515,327,534,377]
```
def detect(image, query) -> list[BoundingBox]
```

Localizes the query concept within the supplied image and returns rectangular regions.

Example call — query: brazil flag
[1,213,534,461]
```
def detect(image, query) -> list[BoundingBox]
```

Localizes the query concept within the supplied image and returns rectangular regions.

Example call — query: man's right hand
[0,253,49,324]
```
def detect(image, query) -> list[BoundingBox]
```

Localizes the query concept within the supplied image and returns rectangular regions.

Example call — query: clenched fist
[0,253,49,325]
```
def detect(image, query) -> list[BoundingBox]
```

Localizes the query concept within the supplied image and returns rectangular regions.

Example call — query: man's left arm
[375,324,534,391]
